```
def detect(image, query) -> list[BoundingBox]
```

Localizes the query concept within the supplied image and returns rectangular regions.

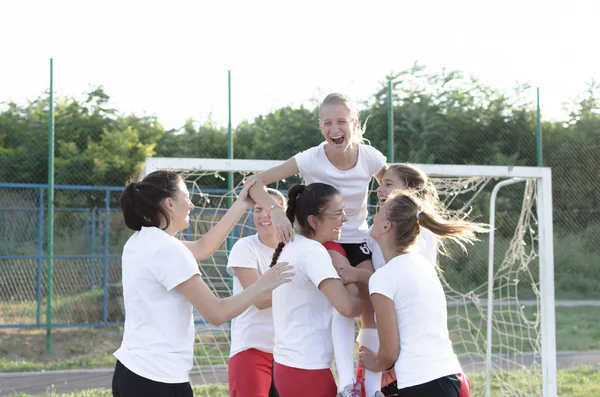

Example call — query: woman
[359,190,485,397]
[112,171,293,397]
[227,188,287,397]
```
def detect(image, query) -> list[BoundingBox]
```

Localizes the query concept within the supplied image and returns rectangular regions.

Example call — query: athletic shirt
[367,227,438,271]
[368,252,462,389]
[272,234,341,369]
[114,227,201,383]
[294,142,386,243]
[226,234,276,357]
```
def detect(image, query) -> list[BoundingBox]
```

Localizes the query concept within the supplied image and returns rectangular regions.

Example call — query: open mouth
[378,196,387,204]
[260,222,272,227]
[331,135,345,145]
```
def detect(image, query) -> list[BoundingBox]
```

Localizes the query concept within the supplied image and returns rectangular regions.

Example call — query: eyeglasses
[322,210,346,220]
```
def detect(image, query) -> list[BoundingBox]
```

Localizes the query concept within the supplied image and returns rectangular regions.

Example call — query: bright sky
[1,0,598,130]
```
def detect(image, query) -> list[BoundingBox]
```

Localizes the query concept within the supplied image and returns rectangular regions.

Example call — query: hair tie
[416,211,421,220]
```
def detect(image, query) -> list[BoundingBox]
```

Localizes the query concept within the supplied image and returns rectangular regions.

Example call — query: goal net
[141,158,556,397]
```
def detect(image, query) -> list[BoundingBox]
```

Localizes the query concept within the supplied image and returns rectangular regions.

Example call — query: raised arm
[176,262,293,326]
[183,180,256,261]
[246,158,299,243]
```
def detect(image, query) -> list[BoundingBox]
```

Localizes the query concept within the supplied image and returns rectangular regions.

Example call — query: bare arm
[359,293,400,372]
[183,180,255,261]
[176,262,293,326]
[233,267,272,310]
[319,278,364,318]
[374,164,388,184]
[246,158,299,243]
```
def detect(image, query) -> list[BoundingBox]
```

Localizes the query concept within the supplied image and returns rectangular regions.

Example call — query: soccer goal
[141,158,557,397]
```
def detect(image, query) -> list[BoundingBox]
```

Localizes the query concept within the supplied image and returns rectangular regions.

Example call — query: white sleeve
[152,242,201,291]
[363,145,387,176]
[300,247,340,288]
[416,229,438,268]
[369,268,395,300]
[226,238,259,277]
[293,146,318,179]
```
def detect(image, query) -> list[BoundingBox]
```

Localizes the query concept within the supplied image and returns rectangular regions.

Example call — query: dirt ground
[0,327,122,364]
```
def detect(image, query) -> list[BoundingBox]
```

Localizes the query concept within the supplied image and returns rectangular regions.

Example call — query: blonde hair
[386,163,442,210]
[319,93,367,145]
[384,190,488,257]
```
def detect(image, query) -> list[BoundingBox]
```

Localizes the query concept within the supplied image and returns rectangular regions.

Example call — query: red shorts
[228,349,274,397]
[457,373,471,397]
[323,241,347,258]
[273,362,337,397]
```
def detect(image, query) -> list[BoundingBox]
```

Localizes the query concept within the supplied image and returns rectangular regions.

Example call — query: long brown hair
[383,190,488,256]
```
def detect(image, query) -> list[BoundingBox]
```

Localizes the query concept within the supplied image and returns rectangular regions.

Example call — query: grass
[448,305,600,355]
[5,367,600,397]
[2,306,600,373]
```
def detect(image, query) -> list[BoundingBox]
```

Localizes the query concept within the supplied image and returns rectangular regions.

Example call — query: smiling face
[376,168,406,204]
[370,199,391,242]
[254,192,285,238]
[309,193,347,243]
[164,179,195,232]
[319,103,357,152]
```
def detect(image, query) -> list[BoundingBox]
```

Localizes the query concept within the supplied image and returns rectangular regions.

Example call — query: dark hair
[120,170,183,231]
[270,183,340,267]
[383,190,488,256]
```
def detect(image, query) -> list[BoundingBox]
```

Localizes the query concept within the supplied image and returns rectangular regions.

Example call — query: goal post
[141,157,557,397]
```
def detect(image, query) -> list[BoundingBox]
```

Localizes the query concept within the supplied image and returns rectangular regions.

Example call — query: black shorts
[340,242,372,268]
[112,360,193,397]
[397,374,465,397]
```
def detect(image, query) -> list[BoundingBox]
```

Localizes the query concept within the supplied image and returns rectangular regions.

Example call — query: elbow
[338,298,363,318]
[380,348,399,370]
[254,300,272,311]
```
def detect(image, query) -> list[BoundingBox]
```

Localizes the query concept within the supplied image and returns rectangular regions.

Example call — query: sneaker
[337,381,363,397]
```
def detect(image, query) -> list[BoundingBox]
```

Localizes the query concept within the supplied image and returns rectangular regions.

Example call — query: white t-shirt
[294,142,386,243]
[114,227,201,383]
[226,234,276,357]
[368,228,438,271]
[369,253,462,389]
[272,234,341,369]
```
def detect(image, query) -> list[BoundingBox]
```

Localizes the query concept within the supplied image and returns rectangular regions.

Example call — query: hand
[337,266,360,285]
[358,346,378,372]
[270,207,294,243]
[256,262,294,293]
[237,179,257,209]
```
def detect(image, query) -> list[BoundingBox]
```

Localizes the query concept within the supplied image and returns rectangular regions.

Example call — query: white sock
[332,309,356,392]
[357,328,381,397]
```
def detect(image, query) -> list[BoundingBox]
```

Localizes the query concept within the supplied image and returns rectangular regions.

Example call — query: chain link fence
[1,71,599,330]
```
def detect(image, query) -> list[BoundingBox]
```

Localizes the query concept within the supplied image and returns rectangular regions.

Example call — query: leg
[113,360,175,397]
[228,349,274,397]
[397,375,461,397]
[274,362,337,397]
[328,249,359,392]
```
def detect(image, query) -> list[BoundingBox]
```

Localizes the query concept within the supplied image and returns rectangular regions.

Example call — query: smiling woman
[268,183,363,397]
[113,171,294,397]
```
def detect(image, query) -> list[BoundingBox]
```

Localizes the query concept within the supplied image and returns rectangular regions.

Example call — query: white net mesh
[148,162,544,397]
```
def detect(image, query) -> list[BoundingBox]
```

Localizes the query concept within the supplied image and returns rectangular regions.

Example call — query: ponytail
[120,171,181,231]
[270,184,305,267]
[384,190,488,257]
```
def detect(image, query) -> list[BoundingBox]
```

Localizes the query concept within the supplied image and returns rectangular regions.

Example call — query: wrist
[267,204,284,216]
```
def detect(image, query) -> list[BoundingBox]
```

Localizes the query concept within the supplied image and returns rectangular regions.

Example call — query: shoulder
[231,235,257,251]
[359,143,385,158]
